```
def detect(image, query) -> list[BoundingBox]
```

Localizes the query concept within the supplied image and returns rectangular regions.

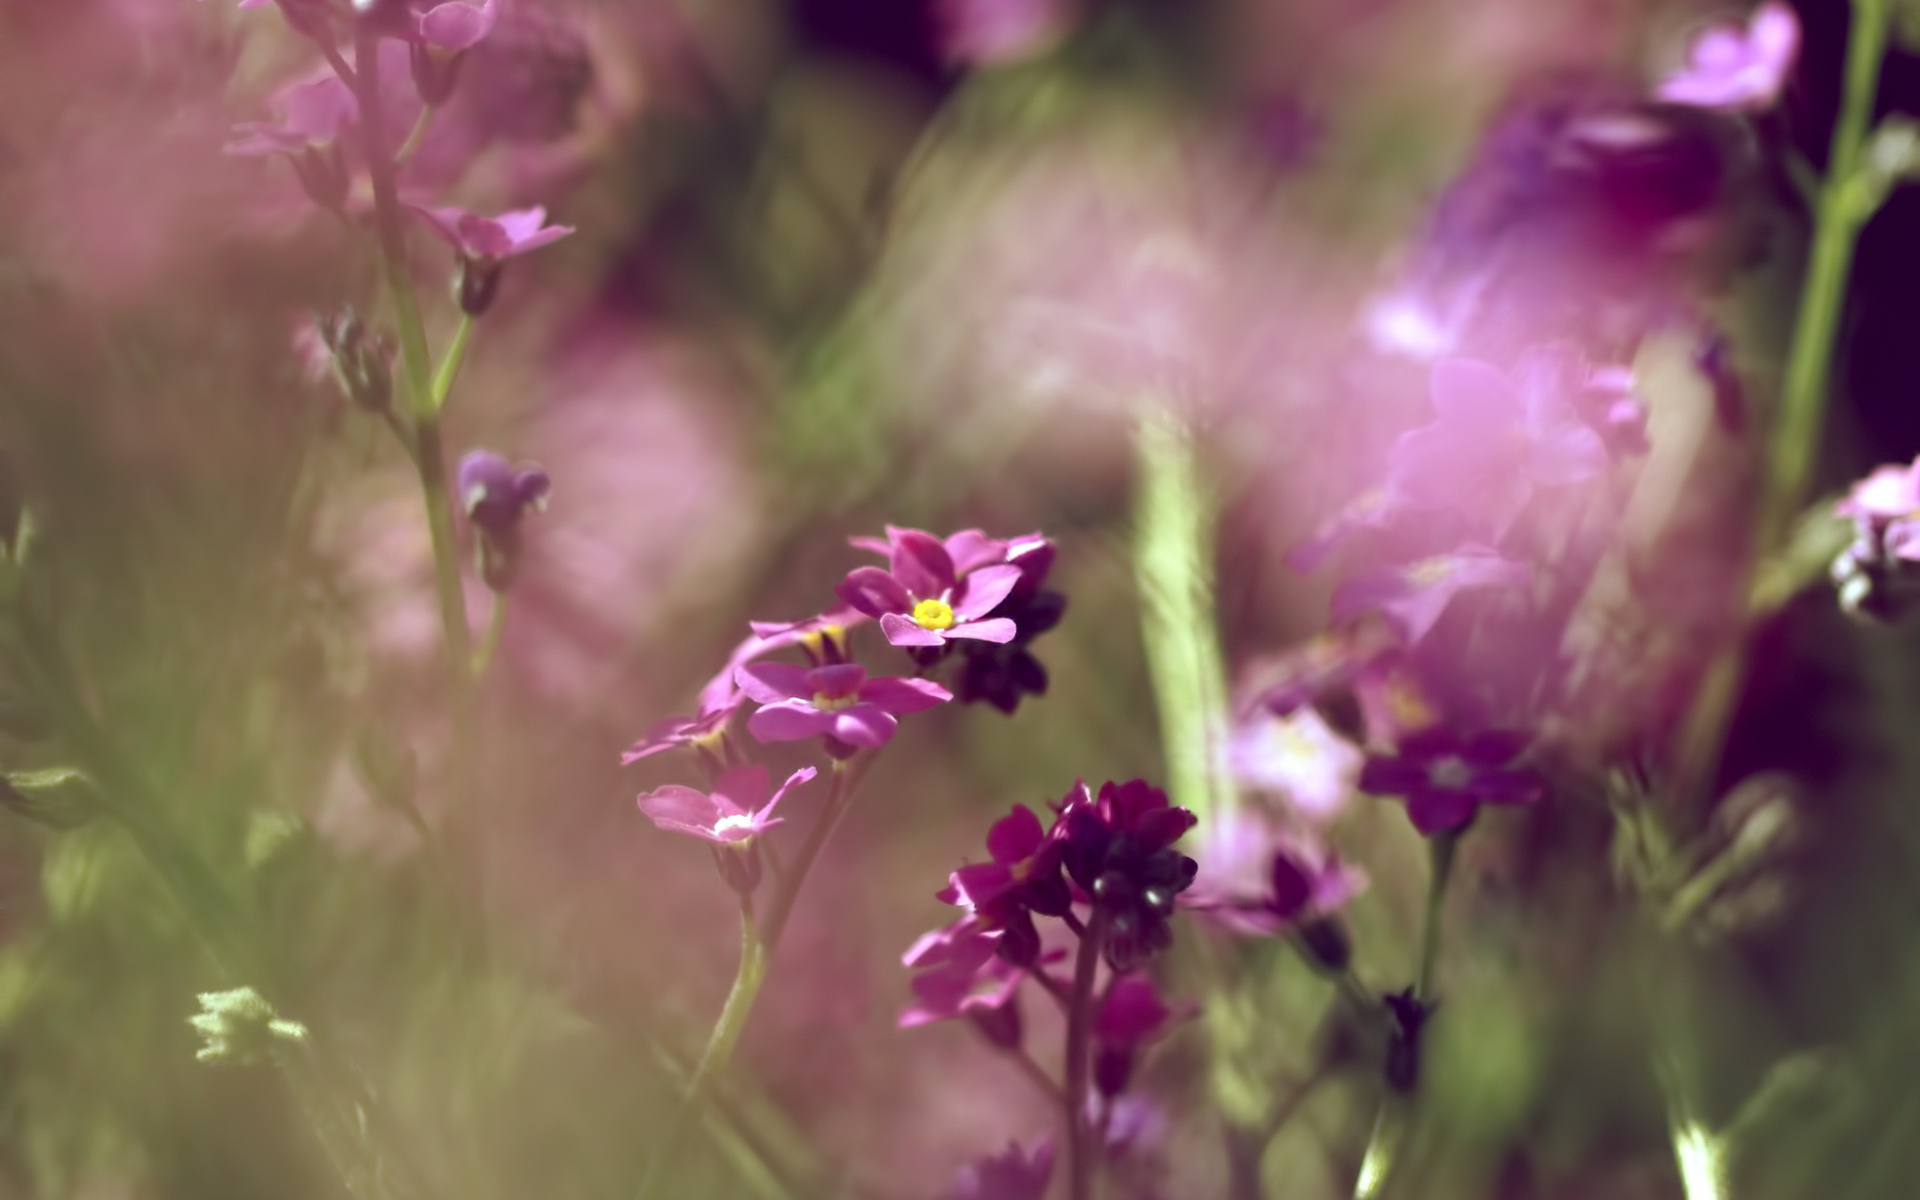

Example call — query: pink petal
[986,804,1045,863]
[837,566,914,619]
[746,701,836,743]
[858,676,954,715]
[408,204,477,251]
[756,765,820,821]
[636,785,724,839]
[417,0,498,50]
[945,529,1008,575]
[707,765,772,813]
[952,563,1022,620]
[1429,358,1521,427]
[880,612,947,647]
[945,617,1018,643]
[736,662,813,704]
[890,528,956,598]
[830,706,899,747]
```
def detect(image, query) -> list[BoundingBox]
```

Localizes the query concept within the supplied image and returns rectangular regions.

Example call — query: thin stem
[395,103,437,168]
[1005,1044,1067,1106]
[1064,911,1107,1200]
[1670,0,1890,807]
[472,592,508,678]
[635,900,770,1200]
[412,415,476,681]
[428,314,474,415]
[1132,403,1231,825]
[1415,830,1459,1003]
[636,758,864,1200]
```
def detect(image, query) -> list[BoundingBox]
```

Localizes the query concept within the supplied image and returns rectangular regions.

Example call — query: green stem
[1132,403,1231,825]
[1415,830,1459,1003]
[472,592,508,678]
[413,416,476,681]
[428,314,474,415]
[1064,910,1107,1200]
[636,901,770,1200]
[1671,0,1889,807]
[636,759,860,1200]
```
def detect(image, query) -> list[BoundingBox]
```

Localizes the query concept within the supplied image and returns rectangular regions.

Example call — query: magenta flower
[226,78,358,156]
[1187,810,1365,937]
[690,607,871,720]
[636,765,815,846]
[1657,2,1799,113]
[1389,358,1608,539]
[837,527,1022,648]
[1359,727,1543,835]
[734,662,950,750]
[412,0,499,49]
[411,203,574,260]
[1092,974,1194,1096]
[1054,780,1199,971]
[1227,706,1363,824]
[940,1139,1055,1200]
[933,0,1075,67]
[620,709,735,765]
[1330,546,1533,645]
[899,923,1023,1031]
[1838,458,1920,559]
[457,450,550,536]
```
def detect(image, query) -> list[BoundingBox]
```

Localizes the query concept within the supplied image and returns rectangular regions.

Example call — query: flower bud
[456,256,505,317]
[1294,916,1353,973]
[318,310,395,414]
[994,908,1042,970]
[712,843,763,896]
[291,144,350,213]
[410,43,468,108]
[1094,1044,1135,1098]
[967,995,1023,1052]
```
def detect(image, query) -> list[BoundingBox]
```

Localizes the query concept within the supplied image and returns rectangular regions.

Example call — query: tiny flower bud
[1094,1044,1135,1098]
[410,42,468,107]
[318,309,395,414]
[995,908,1043,970]
[456,255,504,316]
[1294,916,1353,973]
[291,143,350,212]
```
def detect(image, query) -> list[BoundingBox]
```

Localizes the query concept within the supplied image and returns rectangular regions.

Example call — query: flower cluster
[1832,456,1920,621]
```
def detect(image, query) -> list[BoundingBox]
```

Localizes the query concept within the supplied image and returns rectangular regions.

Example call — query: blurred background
[3,0,1920,1197]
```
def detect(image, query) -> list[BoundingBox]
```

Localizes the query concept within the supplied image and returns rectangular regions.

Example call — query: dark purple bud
[1020,867,1072,918]
[1094,1044,1135,1098]
[456,255,505,316]
[967,995,1023,1052]
[996,908,1043,970]
[291,143,350,213]
[1295,916,1353,973]
[458,450,549,535]
[1270,852,1313,921]
[1383,989,1434,1094]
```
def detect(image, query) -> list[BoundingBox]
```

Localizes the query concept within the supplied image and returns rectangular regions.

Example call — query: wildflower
[408,204,574,315]
[940,1138,1055,1200]
[636,764,814,847]
[1579,364,1651,456]
[837,527,1022,649]
[899,920,1028,1045]
[1186,810,1365,939]
[1228,704,1364,823]
[1832,457,1920,619]
[1092,975,1193,1096]
[313,308,394,414]
[951,535,1066,713]
[350,0,499,49]
[620,709,735,765]
[933,0,1075,67]
[225,77,357,210]
[1359,727,1543,835]
[1388,358,1608,538]
[457,449,550,590]
[1330,546,1533,645]
[1657,2,1799,113]
[1054,780,1198,972]
[734,662,950,754]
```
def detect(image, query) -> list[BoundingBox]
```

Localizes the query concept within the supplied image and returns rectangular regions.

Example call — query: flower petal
[707,765,771,814]
[880,612,948,647]
[946,617,1018,643]
[986,804,1046,864]
[745,701,835,742]
[736,662,813,704]
[830,706,898,747]
[952,564,1022,620]
[637,785,724,840]
[858,675,954,715]
[836,566,914,619]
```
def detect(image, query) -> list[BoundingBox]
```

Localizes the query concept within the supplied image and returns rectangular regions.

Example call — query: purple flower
[1657,2,1799,113]
[1227,707,1363,824]
[940,1139,1055,1200]
[734,662,950,750]
[933,0,1075,67]
[1359,727,1543,835]
[1837,458,1920,559]
[636,765,815,845]
[620,709,735,765]
[1186,810,1365,937]
[899,923,1023,1030]
[410,203,574,260]
[226,77,358,156]
[1053,780,1199,972]
[1388,358,1608,538]
[837,527,1023,648]
[1330,546,1533,645]
[412,0,499,50]
[1093,975,1193,1096]
[457,450,550,536]
[1579,365,1651,456]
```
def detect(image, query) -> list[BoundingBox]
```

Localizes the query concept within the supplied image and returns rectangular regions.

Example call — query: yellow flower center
[913,598,956,631]
[812,691,858,712]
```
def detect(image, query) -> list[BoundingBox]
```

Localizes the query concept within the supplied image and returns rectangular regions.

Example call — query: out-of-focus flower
[225,77,357,156]
[945,534,1066,713]
[411,0,499,50]
[458,449,550,590]
[1579,364,1652,456]
[1228,704,1363,823]
[409,203,574,314]
[933,0,1075,67]
[1831,457,1920,619]
[1330,546,1533,645]
[1092,974,1193,1096]
[735,662,950,753]
[1187,809,1364,936]
[312,309,394,413]
[621,709,735,765]
[1359,727,1543,835]
[636,765,815,846]
[838,528,1023,649]
[458,450,550,534]
[899,924,1024,1036]
[1657,2,1799,113]
[940,1138,1055,1200]
[1054,780,1199,972]
[1388,358,1608,537]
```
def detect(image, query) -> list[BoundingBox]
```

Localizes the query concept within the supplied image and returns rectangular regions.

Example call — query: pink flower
[837,527,1024,648]
[734,662,950,749]
[636,764,816,845]
[1092,975,1194,1096]
[409,203,575,260]
[226,77,358,156]
[1330,546,1534,645]
[1227,706,1363,824]
[1658,2,1800,112]
[940,1139,1055,1200]
[412,0,499,50]
[1186,810,1366,937]
[934,0,1076,67]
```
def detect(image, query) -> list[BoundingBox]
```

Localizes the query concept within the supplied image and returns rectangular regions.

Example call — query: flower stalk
[1063,909,1108,1200]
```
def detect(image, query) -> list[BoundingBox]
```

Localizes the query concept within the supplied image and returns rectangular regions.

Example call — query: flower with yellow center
[912,597,957,631]
[811,691,860,712]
